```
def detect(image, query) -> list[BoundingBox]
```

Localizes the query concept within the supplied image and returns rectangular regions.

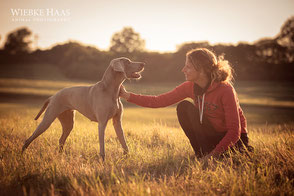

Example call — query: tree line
[0,16,293,83]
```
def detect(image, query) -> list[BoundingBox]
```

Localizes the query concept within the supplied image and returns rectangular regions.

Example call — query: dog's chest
[108,99,120,116]
[92,97,121,122]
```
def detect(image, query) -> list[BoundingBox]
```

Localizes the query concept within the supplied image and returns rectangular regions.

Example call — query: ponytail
[211,55,233,83]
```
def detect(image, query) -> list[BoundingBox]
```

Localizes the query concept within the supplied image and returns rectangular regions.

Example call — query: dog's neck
[99,66,125,97]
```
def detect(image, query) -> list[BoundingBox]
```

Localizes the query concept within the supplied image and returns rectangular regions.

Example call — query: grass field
[0,72,294,195]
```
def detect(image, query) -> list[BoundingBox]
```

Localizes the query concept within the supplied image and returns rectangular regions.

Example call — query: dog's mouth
[130,68,144,79]
[131,72,141,78]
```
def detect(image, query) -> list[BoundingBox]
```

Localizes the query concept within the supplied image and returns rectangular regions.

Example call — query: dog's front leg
[98,121,108,161]
[113,113,129,155]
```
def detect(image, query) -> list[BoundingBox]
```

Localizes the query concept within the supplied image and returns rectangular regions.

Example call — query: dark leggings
[176,100,250,157]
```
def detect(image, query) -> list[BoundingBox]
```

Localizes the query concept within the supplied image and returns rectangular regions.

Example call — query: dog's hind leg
[22,104,66,152]
[58,110,75,152]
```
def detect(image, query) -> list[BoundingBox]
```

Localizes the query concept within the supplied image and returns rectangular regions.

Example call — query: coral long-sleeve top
[127,81,247,154]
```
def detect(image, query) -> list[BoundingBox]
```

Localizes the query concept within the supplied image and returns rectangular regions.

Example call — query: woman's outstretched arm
[119,82,193,108]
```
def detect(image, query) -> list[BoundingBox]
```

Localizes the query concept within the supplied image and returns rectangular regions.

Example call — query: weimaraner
[22,57,145,160]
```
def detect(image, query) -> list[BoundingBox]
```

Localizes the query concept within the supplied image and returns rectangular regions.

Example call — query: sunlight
[1,0,293,51]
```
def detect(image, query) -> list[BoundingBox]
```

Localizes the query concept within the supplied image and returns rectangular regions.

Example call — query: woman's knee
[176,100,194,114]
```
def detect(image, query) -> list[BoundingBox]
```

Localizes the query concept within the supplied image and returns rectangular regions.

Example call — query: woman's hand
[119,85,131,100]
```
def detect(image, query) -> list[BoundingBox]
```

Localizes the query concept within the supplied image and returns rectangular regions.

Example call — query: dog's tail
[34,98,50,120]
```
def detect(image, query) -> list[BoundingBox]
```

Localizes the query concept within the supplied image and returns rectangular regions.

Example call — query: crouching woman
[120,48,253,159]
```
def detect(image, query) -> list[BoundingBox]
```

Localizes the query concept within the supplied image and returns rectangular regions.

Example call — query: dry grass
[0,79,294,195]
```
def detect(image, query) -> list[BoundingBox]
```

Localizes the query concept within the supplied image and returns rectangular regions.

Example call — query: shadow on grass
[0,152,195,196]
[0,173,73,196]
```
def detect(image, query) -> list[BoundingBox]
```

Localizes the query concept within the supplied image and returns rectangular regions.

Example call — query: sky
[0,0,293,52]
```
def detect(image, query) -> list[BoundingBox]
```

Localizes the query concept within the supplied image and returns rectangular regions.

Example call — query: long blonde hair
[186,48,233,83]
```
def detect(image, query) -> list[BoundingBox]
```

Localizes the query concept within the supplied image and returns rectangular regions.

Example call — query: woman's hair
[186,48,233,83]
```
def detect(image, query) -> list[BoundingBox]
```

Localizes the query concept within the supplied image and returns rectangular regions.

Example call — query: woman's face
[182,57,203,82]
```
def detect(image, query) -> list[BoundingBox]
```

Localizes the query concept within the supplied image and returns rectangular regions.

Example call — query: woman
[119,48,252,159]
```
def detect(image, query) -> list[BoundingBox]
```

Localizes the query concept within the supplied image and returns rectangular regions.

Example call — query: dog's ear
[111,59,125,72]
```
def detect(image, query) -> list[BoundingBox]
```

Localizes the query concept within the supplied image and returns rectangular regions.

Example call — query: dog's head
[110,57,145,79]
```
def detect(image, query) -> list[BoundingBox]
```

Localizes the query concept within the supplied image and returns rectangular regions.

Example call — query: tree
[277,16,294,48]
[4,27,33,54]
[109,27,145,53]
[274,16,294,63]
[255,38,289,64]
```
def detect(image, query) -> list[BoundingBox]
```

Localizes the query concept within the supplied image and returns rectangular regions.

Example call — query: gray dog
[22,57,145,160]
